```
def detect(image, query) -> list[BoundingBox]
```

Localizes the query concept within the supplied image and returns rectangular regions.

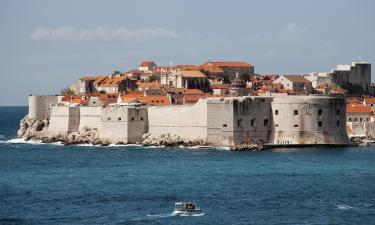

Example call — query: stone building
[271,95,349,145]
[160,70,210,92]
[346,104,372,123]
[330,62,371,93]
[363,97,375,112]
[139,61,157,72]
[273,75,313,94]
[96,76,136,94]
[28,94,350,147]
[200,61,254,81]
[229,72,250,96]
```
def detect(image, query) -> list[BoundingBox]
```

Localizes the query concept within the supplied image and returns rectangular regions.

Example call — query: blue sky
[1,0,374,105]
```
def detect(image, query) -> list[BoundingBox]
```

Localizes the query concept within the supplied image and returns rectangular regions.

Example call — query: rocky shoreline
[17,116,265,151]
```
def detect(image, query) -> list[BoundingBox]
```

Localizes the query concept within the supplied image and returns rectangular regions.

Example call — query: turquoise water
[0,107,375,224]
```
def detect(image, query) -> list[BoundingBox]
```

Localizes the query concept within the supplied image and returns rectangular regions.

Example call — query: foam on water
[0,138,64,146]
[0,138,43,145]
[335,204,354,210]
[146,213,175,218]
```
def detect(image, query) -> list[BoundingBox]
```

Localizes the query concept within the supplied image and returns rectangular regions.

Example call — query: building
[346,104,372,123]
[139,61,157,72]
[96,76,137,94]
[273,75,313,94]
[70,76,104,94]
[200,61,254,81]
[160,70,210,92]
[330,61,371,93]
[304,72,331,88]
[229,72,250,96]
[346,103,374,138]
[363,97,375,112]
[211,84,231,95]
[29,94,350,147]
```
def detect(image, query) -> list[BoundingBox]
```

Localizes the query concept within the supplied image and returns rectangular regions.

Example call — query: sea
[0,106,375,225]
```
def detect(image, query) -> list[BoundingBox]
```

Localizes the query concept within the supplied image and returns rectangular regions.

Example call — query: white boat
[173,202,201,216]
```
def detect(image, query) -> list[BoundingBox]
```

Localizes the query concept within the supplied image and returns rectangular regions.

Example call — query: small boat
[173,202,201,216]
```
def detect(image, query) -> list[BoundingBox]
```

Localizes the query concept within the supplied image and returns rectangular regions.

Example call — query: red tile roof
[211,84,231,89]
[79,76,97,81]
[99,76,125,87]
[364,98,375,104]
[140,61,155,67]
[282,75,311,83]
[346,104,372,113]
[119,93,170,106]
[202,61,253,68]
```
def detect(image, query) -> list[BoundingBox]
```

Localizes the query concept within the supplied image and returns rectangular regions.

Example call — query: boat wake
[335,204,354,210]
[146,212,205,218]
[178,213,205,217]
[146,213,175,218]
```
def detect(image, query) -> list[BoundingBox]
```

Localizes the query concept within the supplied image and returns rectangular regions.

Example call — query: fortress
[26,94,350,147]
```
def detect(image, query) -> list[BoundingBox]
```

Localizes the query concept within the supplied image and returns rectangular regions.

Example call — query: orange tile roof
[93,76,108,85]
[282,75,311,83]
[137,81,160,89]
[79,76,97,81]
[346,104,372,113]
[179,70,207,78]
[184,89,205,95]
[202,61,253,68]
[140,61,155,67]
[119,93,170,106]
[176,65,201,71]
[99,76,125,87]
[200,64,224,74]
[364,98,375,104]
[184,95,202,104]
[211,84,231,89]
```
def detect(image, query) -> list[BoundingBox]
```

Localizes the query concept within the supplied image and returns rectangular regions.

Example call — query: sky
[0,0,375,105]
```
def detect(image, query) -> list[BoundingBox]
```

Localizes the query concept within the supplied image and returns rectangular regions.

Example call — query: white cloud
[31,26,181,41]
[281,22,308,39]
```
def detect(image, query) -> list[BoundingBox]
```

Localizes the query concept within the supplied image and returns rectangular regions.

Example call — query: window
[294,124,299,127]
[118,117,121,121]
[131,117,135,121]
[264,119,269,126]
[237,119,242,127]
[318,121,323,127]
[336,120,340,127]
[318,109,322,116]
[108,117,111,120]
[251,119,255,127]
[140,117,144,121]
[294,110,298,115]
[336,110,340,115]
[360,118,363,122]
[275,110,279,115]
[275,124,279,127]
[349,118,352,122]
[354,118,358,122]
[223,124,227,127]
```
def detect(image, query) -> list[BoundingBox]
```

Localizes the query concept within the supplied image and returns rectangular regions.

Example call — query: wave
[146,213,175,219]
[0,138,64,146]
[335,204,354,210]
[0,138,43,145]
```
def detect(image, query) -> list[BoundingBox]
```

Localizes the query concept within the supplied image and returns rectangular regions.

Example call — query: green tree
[60,86,74,95]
